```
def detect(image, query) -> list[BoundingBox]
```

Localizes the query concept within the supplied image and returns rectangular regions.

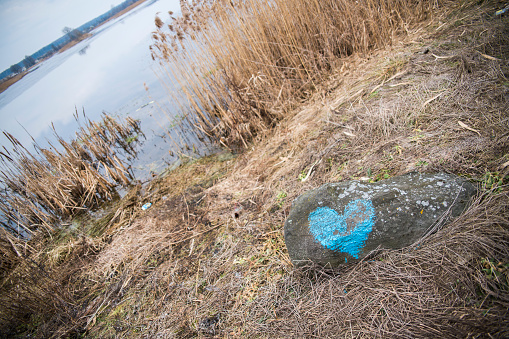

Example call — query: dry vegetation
[0,112,142,237]
[151,0,447,147]
[1,0,509,338]
[0,72,28,94]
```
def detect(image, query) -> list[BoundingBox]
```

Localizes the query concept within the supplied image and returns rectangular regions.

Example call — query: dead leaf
[387,70,407,81]
[458,121,481,136]
[477,51,501,61]
[422,91,445,108]
[343,131,356,137]
[389,82,412,88]
[370,83,383,94]
[431,53,456,59]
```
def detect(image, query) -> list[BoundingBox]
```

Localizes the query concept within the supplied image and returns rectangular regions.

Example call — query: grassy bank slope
[151,0,445,147]
[1,0,509,338]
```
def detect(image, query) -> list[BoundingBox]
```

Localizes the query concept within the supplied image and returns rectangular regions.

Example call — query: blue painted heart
[308,199,376,258]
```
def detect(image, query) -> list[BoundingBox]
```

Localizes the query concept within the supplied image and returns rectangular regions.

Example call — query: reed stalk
[0,112,142,238]
[151,0,443,146]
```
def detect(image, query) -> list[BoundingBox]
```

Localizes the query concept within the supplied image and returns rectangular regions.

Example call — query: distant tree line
[9,55,36,74]
[62,26,84,41]
[1,0,140,82]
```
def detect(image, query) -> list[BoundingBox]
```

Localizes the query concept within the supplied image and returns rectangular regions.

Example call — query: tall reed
[0,112,142,238]
[151,0,440,146]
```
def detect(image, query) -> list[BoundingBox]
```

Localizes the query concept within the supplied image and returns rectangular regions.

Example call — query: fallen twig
[458,121,481,136]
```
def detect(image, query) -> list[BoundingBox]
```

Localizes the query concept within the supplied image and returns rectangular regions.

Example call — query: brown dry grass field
[0,72,27,94]
[1,0,508,338]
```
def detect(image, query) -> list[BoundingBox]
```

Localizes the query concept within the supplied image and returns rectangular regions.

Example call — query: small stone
[199,314,220,335]
[284,172,476,267]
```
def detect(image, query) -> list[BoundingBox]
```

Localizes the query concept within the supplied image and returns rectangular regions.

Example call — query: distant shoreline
[0,72,27,94]
[0,0,148,95]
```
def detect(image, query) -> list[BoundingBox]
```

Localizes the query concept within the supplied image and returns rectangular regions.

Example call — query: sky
[0,0,125,71]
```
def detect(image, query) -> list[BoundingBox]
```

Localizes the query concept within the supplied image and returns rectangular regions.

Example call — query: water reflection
[0,0,211,180]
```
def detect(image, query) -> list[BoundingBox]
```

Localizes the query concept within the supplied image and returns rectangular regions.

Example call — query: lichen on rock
[284,172,477,267]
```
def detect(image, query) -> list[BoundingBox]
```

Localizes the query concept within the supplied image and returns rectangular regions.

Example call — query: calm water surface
[0,0,212,180]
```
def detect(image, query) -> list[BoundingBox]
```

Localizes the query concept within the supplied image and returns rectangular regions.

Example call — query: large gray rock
[284,172,476,267]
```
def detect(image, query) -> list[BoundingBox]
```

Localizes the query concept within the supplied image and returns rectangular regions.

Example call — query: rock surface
[284,172,476,267]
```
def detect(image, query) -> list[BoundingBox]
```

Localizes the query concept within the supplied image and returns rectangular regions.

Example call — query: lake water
[0,0,213,180]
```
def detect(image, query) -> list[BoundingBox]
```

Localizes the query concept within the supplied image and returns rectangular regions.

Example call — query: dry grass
[64,2,506,337]
[0,112,142,237]
[0,112,142,326]
[210,191,509,338]
[151,0,448,147]
[0,152,234,338]
[0,111,146,337]
[2,0,509,338]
